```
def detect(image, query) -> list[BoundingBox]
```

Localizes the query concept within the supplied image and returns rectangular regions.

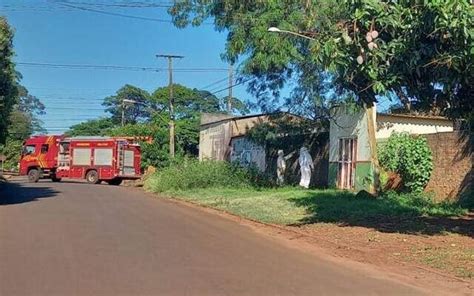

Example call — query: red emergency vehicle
[19,135,141,185]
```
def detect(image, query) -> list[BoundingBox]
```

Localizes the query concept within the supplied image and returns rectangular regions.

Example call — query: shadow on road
[0,181,59,205]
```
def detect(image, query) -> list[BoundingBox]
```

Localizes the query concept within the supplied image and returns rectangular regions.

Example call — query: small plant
[378,133,433,193]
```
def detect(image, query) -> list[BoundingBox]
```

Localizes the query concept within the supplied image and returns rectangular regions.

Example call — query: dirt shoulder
[143,192,473,295]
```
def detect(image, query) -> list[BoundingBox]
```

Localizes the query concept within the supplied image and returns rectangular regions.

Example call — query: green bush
[378,133,433,193]
[144,159,272,193]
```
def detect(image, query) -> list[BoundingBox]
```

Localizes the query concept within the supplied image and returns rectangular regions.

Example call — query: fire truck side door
[122,149,135,176]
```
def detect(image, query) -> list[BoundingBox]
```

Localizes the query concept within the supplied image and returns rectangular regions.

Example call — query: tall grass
[144,159,271,193]
[144,160,468,230]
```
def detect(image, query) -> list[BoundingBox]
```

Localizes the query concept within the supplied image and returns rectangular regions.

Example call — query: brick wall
[423,132,472,201]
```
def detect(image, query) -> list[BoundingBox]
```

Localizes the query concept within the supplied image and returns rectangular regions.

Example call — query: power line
[57,1,174,8]
[56,1,175,23]
[27,86,117,91]
[207,78,250,97]
[43,107,106,110]
[50,1,213,25]
[16,62,230,72]
[39,80,248,113]
[200,76,229,91]
[17,62,162,72]
[0,3,74,12]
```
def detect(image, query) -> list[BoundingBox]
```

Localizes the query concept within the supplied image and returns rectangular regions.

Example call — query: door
[338,138,357,189]
[122,149,136,176]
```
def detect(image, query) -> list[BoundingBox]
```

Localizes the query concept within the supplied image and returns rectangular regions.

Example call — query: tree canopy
[65,118,115,137]
[0,17,18,143]
[169,1,473,120]
[103,84,151,125]
[7,85,46,139]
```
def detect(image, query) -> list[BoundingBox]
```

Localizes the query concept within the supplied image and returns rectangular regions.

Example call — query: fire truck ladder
[118,143,125,175]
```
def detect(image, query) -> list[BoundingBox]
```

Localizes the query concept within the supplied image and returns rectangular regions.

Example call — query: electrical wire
[56,2,175,23]
[16,62,229,73]
[51,1,214,25]
[199,76,229,90]
[17,62,162,72]
[57,1,174,8]
[43,107,106,110]
[23,69,249,130]
[206,78,250,97]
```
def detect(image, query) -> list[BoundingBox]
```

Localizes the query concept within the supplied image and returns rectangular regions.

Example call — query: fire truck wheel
[107,178,122,186]
[27,168,40,183]
[86,170,100,184]
[51,175,62,182]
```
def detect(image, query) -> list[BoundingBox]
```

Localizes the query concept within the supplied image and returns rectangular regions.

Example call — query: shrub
[144,159,272,193]
[378,133,433,193]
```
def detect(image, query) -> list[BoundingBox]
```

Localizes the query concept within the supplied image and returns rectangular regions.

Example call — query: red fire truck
[19,136,141,185]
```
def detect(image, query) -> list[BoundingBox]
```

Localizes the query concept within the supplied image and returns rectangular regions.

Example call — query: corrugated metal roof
[377,113,451,121]
[200,111,304,126]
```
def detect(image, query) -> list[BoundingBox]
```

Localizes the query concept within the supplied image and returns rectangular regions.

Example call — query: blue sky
[2,0,249,133]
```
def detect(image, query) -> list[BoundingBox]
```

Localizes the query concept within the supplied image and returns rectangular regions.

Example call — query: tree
[169,1,473,119]
[0,17,18,143]
[103,84,151,125]
[150,84,224,158]
[65,118,115,137]
[150,84,221,118]
[0,83,46,171]
[7,85,46,140]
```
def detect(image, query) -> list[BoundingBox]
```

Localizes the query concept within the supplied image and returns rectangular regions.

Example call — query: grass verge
[145,183,469,235]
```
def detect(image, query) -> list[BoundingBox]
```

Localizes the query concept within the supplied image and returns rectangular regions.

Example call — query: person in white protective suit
[298,146,314,188]
[276,150,286,185]
[276,150,295,186]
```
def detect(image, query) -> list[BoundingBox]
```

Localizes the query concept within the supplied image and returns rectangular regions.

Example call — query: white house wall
[199,121,232,161]
[329,106,372,162]
[230,137,266,172]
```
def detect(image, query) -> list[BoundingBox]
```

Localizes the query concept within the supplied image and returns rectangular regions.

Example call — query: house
[328,105,454,191]
[199,112,305,172]
[199,112,331,187]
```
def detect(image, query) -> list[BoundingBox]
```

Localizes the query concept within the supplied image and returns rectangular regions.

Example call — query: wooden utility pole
[227,64,233,114]
[121,99,125,126]
[156,54,184,158]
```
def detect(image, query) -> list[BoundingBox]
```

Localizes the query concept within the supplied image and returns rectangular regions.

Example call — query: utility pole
[227,64,233,114]
[156,54,184,158]
[121,99,125,126]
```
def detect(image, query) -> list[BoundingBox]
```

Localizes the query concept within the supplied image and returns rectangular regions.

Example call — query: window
[94,149,113,166]
[23,145,36,155]
[41,144,49,154]
[72,148,91,166]
[59,142,70,154]
[337,138,357,189]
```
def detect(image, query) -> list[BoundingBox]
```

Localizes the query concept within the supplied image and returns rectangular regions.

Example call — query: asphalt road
[0,179,425,296]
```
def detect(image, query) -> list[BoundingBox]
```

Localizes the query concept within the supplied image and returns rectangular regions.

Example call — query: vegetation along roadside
[144,160,473,279]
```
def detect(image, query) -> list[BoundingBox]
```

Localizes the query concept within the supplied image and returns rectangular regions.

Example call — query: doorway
[338,138,357,189]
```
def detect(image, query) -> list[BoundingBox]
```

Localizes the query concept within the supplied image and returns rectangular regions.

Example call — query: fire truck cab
[19,135,141,185]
